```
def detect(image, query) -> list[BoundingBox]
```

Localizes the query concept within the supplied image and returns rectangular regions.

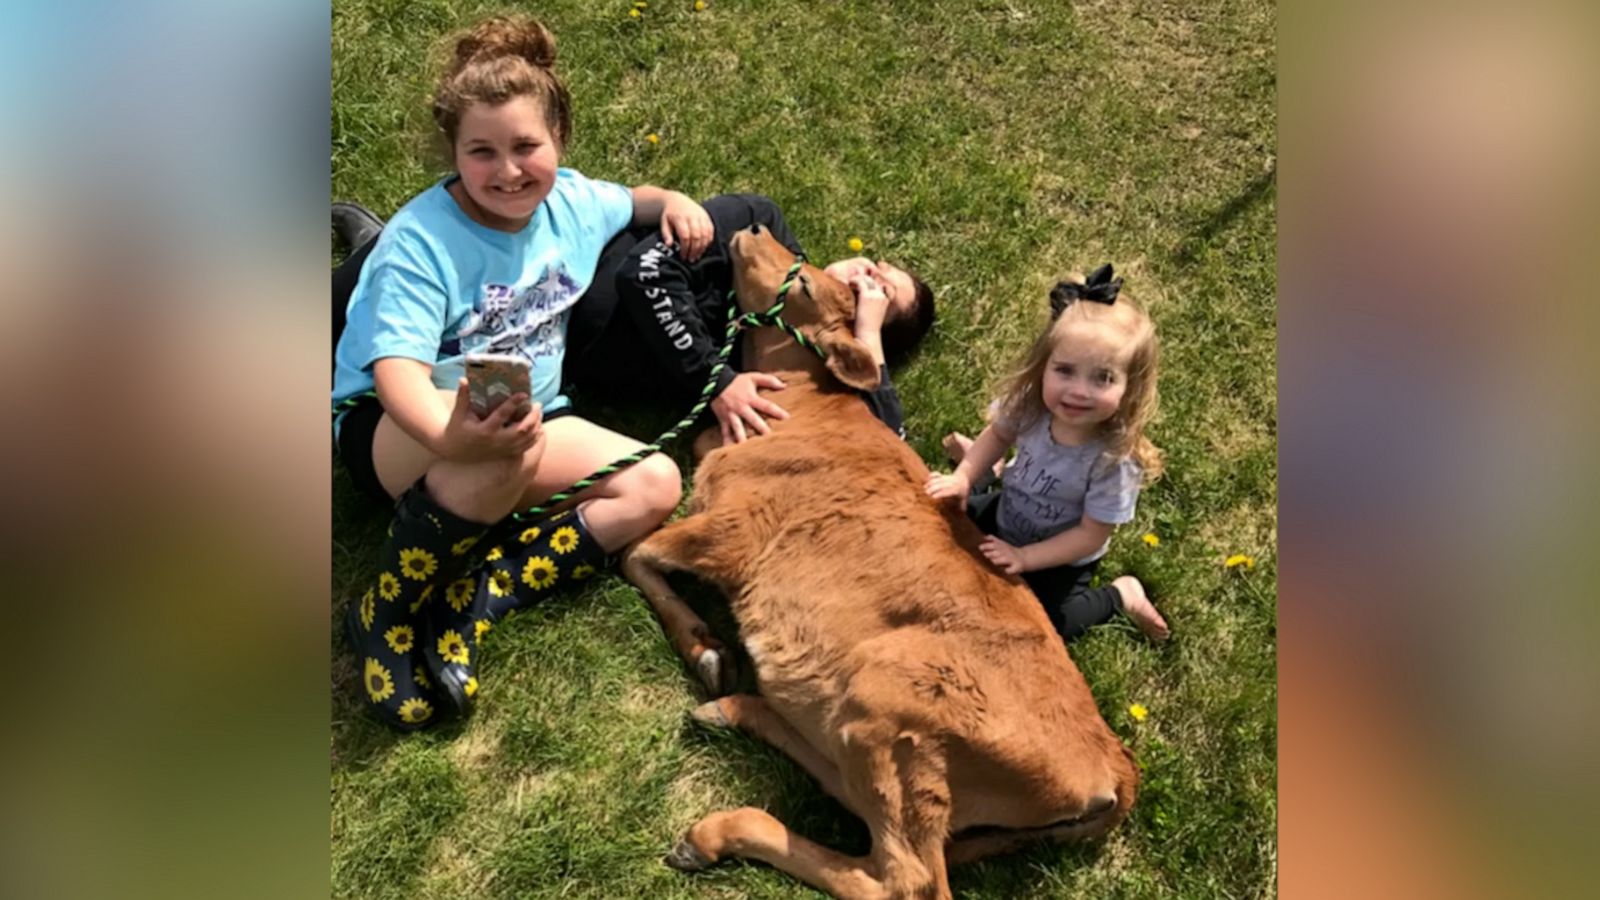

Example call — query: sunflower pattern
[549,526,579,554]
[519,526,542,544]
[464,677,479,698]
[397,698,433,725]
[384,624,414,654]
[522,556,559,590]
[487,568,515,598]
[438,629,470,665]
[475,619,492,641]
[351,481,493,731]
[485,545,504,562]
[364,658,396,703]
[398,547,438,581]
[446,577,474,613]
[571,563,596,581]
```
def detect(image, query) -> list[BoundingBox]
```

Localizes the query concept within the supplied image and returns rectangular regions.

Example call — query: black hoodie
[564,193,904,436]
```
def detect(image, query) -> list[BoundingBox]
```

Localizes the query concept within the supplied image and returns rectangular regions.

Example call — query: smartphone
[465,353,533,421]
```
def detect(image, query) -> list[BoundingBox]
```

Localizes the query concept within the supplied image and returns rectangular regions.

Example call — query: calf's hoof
[690,699,731,730]
[696,647,736,697]
[664,837,714,872]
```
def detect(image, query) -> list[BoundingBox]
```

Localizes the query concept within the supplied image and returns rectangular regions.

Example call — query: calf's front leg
[621,515,738,696]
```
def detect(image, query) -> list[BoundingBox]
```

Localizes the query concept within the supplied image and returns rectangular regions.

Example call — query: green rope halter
[331,255,823,523]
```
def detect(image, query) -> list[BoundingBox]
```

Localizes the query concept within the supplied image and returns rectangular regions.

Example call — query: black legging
[967,491,1122,643]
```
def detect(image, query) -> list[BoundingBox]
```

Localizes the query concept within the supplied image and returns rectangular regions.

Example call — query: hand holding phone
[465,353,533,422]
[439,378,543,463]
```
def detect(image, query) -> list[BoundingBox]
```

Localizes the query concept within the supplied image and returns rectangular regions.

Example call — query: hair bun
[454,15,557,70]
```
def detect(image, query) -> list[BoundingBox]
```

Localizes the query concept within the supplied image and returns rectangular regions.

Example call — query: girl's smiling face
[451,96,561,231]
[1040,318,1133,438]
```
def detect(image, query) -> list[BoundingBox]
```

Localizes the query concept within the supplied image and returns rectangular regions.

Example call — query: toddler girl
[927,266,1171,644]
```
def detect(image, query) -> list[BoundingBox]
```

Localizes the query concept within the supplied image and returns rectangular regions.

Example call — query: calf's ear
[817,325,882,391]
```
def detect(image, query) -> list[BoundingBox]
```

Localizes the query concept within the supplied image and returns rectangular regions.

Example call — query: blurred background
[0,0,1595,897]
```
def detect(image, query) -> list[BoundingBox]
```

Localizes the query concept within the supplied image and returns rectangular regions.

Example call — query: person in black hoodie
[562,193,936,444]
[334,194,935,444]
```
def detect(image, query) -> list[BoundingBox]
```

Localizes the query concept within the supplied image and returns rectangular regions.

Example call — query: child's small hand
[925,471,971,509]
[978,536,1026,574]
[439,379,543,462]
[850,275,889,337]
[660,192,713,262]
[711,371,789,445]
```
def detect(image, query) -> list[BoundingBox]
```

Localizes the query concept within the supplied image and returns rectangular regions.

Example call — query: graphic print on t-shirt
[455,263,583,361]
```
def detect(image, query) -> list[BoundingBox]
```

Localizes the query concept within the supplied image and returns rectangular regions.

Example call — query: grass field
[331,1,1276,897]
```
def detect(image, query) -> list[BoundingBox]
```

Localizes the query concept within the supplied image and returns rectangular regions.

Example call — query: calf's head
[728,224,880,391]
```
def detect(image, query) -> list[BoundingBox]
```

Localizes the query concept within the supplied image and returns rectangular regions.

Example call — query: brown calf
[622,224,1138,899]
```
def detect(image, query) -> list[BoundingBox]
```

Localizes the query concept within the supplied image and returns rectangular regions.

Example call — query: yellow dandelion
[522,556,559,591]
[1142,533,1160,547]
[451,535,479,556]
[695,0,705,9]
[550,526,580,554]
[398,547,438,581]
[437,630,470,666]
[363,658,395,703]
[414,666,431,688]
[487,568,515,598]
[485,545,504,562]
[475,619,492,641]
[571,563,596,581]
[848,237,864,252]
[519,526,542,544]
[646,132,660,145]
[398,698,433,724]
[377,572,401,602]
[464,677,479,698]
[629,8,640,17]
[446,578,474,613]
[1129,703,1149,722]
[359,589,375,631]
[1225,554,1255,569]
[384,624,415,654]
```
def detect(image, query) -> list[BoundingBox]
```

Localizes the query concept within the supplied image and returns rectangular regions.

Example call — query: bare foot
[942,431,974,465]
[1112,576,1170,642]
[942,431,1006,481]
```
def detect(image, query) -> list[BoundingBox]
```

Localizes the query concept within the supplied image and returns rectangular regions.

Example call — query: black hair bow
[1049,264,1122,318]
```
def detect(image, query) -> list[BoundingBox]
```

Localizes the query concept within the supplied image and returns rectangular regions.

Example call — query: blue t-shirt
[332,169,634,431]
[994,413,1142,565]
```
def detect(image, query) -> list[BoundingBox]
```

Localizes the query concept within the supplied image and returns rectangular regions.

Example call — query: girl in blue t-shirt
[926,267,1172,645]
[332,15,713,730]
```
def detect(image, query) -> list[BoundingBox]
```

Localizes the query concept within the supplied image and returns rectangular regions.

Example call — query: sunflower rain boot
[345,478,489,730]
[421,505,606,717]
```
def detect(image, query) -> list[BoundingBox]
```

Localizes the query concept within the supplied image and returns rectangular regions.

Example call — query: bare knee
[424,456,524,524]
[631,453,683,523]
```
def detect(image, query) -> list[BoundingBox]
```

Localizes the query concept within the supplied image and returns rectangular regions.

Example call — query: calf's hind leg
[666,807,889,900]
[621,514,742,695]
[693,695,858,816]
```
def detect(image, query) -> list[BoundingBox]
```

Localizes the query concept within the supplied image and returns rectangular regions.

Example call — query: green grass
[332,0,1276,897]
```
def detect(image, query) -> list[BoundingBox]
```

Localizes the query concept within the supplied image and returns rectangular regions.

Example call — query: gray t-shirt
[995,413,1143,565]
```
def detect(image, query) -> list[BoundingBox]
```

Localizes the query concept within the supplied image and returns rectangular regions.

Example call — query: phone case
[465,354,532,418]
